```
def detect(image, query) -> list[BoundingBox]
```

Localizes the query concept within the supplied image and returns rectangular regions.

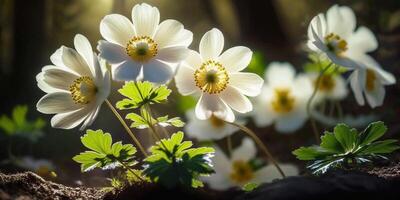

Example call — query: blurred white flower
[252,62,313,133]
[204,138,298,190]
[350,55,396,108]
[307,5,377,69]
[184,109,241,141]
[98,3,192,83]
[306,72,348,101]
[36,34,111,130]
[18,157,55,177]
[175,28,263,122]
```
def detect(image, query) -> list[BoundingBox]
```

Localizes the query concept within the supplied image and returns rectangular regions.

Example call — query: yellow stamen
[209,115,225,128]
[126,36,158,62]
[324,33,348,57]
[366,69,376,91]
[230,160,254,184]
[315,74,336,92]
[194,60,229,94]
[271,88,295,113]
[70,76,97,104]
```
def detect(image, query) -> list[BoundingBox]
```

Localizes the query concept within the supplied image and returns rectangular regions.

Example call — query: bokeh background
[1,0,399,186]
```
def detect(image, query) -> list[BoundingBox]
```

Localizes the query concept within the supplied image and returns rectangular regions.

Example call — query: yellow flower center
[324,33,348,56]
[126,36,158,62]
[230,160,254,184]
[194,60,229,94]
[70,76,97,104]
[209,115,225,128]
[366,69,376,91]
[315,74,336,92]
[271,88,295,113]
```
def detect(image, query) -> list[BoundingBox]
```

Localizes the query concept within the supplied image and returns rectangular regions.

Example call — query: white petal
[220,86,252,113]
[307,14,327,51]
[154,19,193,48]
[184,50,203,70]
[37,92,81,114]
[156,46,188,63]
[113,60,141,81]
[175,65,198,95]
[199,28,224,60]
[80,106,101,131]
[195,94,235,122]
[252,100,276,128]
[275,111,308,133]
[50,107,91,129]
[74,34,94,71]
[265,62,295,87]
[100,14,134,46]
[42,67,79,91]
[219,46,252,72]
[327,5,356,39]
[50,47,65,67]
[229,72,263,97]
[347,26,378,54]
[36,72,63,93]
[142,59,173,83]
[212,145,232,174]
[97,40,129,64]
[349,70,366,106]
[203,173,232,191]
[131,3,160,37]
[232,137,256,162]
[252,164,298,184]
[61,46,92,76]
[365,84,385,108]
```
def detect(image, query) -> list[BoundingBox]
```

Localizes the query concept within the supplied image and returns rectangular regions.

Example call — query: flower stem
[227,121,286,178]
[306,62,333,143]
[105,99,148,157]
[115,158,144,182]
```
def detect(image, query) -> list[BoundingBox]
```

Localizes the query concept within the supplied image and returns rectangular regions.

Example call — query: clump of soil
[103,182,241,200]
[364,161,400,179]
[0,172,104,200]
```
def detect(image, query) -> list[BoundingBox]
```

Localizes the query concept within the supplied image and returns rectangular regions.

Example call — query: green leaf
[116,81,171,110]
[126,113,149,129]
[12,105,28,127]
[0,115,15,135]
[143,132,215,188]
[292,146,331,160]
[176,95,197,113]
[243,182,260,192]
[246,51,266,76]
[358,121,387,146]
[333,124,357,152]
[73,129,137,172]
[320,131,344,153]
[361,139,400,154]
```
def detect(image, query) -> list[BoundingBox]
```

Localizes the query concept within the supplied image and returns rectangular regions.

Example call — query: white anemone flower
[307,5,378,69]
[306,72,348,101]
[350,55,396,108]
[36,34,111,130]
[98,3,192,83]
[184,109,241,141]
[175,28,263,122]
[204,137,298,190]
[252,62,313,133]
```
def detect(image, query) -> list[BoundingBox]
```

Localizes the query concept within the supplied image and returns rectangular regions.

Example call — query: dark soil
[0,172,104,200]
[1,162,400,200]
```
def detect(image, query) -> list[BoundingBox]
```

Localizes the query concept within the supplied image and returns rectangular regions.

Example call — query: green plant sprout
[0,105,45,142]
[144,131,214,188]
[293,121,400,174]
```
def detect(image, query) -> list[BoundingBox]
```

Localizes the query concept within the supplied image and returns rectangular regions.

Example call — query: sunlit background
[1,0,399,186]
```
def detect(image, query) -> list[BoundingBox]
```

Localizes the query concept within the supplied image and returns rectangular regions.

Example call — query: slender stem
[336,101,343,120]
[105,99,148,157]
[227,136,233,157]
[227,121,286,178]
[115,158,144,182]
[307,62,333,143]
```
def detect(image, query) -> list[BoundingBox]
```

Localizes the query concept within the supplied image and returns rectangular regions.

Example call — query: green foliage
[243,182,260,192]
[143,132,215,188]
[304,53,347,75]
[176,95,197,113]
[116,81,171,110]
[293,121,400,174]
[0,105,45,141]
[73,129,137,172]
[247,51,266,76]
[126,112,185,129]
